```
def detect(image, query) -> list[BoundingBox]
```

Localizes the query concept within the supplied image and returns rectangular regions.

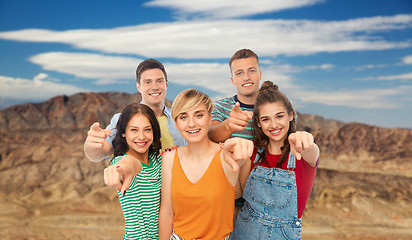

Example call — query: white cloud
[144,0,323,19]
[377,73,412,81]
[0,74,88,100]
[292,86,412,109]
[355,64,387,71]
[0,14,411,59]
[402,55,412,65]
[356,72,412,81]
[27,51,295,97]
[29,52,142,84]
[305,64,334,70]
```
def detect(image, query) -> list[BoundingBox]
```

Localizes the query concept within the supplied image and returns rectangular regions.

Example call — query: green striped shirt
[112,152,162,240]
[211,95,254,140]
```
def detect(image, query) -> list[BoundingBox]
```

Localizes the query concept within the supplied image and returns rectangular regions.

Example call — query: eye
[144,128,152,132]
[260,118,268,122]
[276,115,284,119]
[195,113,203,118]
[179,115,187,120]
[157,79,164,84]
[250,69,256,73]
[236,72,242,76]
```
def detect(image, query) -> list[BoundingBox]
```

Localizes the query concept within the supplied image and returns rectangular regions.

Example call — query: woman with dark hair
[104,103,162,239]
[231,81,320,240]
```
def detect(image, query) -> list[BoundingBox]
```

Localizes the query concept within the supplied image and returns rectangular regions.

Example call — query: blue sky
[0,0,411,129]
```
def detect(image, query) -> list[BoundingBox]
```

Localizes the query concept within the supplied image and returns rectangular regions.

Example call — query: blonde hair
[172,89,213,121]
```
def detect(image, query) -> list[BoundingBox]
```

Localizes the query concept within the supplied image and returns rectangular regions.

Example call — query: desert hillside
[0,92,411,240]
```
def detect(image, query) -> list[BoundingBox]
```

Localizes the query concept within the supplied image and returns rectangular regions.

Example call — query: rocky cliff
[0,92,411,240]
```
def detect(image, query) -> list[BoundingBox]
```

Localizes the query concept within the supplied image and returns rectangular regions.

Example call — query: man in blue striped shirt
[209,49,262,143]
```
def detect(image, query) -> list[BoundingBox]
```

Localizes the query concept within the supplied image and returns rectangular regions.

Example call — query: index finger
[231,102,242,113]
[90,122,101,131]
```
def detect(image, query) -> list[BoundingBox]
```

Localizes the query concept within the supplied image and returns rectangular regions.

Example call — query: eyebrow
[129,125,152,128]
[260,111,286,118]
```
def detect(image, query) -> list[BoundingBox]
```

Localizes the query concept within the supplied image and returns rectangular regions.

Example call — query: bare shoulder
[161,148,178,169]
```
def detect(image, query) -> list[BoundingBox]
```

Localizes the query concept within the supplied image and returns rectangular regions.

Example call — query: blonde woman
[159,89,253,240]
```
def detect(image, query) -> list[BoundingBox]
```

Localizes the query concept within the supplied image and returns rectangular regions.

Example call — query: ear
[165,80,169,89]
[230,77,235,86]
[288,113,294,122]
[257,119,261,128]
[122,133,126,137]
[136,82,142,93]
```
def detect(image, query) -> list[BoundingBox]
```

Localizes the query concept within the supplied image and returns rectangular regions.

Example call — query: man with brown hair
[208,49,262,142]
[84,59,186,162]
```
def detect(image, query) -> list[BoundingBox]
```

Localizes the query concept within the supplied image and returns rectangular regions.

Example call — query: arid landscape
[0,92,411,240]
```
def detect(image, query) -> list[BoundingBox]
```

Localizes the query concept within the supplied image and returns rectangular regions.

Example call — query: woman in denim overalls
[231,81,320,240]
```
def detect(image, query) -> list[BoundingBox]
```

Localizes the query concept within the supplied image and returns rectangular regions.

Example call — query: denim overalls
[231,151,302,240]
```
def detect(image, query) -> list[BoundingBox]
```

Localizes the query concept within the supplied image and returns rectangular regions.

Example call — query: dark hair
[112,103,162,161]
[229,48,259,70]
[136,59,167,84]
[252,80,296,168]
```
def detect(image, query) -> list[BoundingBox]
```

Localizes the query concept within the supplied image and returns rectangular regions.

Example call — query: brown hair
[171,88,213,121]
[252,80,296,167]
[136,59,167,84]
[229,48,259,71]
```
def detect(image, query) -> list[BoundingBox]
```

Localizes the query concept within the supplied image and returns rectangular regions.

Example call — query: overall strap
[254,147,265,164]
[287,152,296,169]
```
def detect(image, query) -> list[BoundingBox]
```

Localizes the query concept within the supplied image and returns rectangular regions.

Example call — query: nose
[243,72,250,80]
[137,130,145,140]
[188,116,196,127]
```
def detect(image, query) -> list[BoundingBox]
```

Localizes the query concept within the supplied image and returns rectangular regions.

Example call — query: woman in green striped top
[104,103,162,240]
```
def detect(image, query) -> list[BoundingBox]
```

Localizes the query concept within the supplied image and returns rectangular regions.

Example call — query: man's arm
[84,122,113,162]
[208,102,253,143]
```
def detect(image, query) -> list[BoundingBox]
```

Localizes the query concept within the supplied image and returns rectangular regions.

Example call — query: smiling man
[84,59,186,162]
[208,49,262,143]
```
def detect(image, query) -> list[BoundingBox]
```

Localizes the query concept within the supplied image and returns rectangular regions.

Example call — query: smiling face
[175,103,212,143]
[257,102,294,144]
[230,57,262,103]
[136,68,168,107]
[122,113,154,159]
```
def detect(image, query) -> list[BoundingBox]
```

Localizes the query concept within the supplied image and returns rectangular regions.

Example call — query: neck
[141,100,165,117]
[185,138,216,161]
[127,150,150,165]
[267,139,283,155]
[237,93,257,105]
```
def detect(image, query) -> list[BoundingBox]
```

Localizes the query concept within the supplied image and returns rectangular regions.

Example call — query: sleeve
[211,100,225,122]
[105,113,120,145]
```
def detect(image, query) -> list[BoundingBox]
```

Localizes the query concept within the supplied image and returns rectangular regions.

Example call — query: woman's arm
[104,155,142,196]
[220,138,254,187]
[158,149,175,240]
[289,131,319,167]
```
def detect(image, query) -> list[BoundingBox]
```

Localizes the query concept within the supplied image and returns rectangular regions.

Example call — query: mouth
[187,129,200,135]
[269,129,281,136]
[242,82,253,87]
[149,92,161,97]
[134,141,149,147]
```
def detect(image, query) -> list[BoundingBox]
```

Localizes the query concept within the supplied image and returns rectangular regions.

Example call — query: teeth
[135,142,147,146]
[243,83,252,87]
[271,129,281,134]
[188,130,200,134]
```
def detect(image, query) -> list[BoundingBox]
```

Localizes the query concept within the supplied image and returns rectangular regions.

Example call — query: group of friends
[84,49,320,240]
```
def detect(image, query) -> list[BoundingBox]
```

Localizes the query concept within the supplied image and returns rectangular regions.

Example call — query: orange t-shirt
[171,149,236,240]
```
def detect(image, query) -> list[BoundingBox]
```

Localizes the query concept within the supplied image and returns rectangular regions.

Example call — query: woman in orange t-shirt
[158,89,253,240]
